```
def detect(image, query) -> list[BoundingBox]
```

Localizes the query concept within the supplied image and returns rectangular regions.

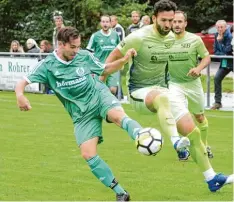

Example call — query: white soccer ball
[136,127,163,156]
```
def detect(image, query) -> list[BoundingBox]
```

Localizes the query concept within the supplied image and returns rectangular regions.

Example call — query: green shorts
[74,86,121,146]
[106,71,119,87]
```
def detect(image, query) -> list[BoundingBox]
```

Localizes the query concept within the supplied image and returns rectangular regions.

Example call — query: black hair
[153,0,177,16]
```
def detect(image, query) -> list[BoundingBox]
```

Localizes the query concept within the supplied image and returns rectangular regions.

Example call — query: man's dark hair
[57,26,80,43]
[153,0,177,16]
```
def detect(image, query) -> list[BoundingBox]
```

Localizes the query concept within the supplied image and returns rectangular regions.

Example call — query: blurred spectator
[40,40,53,53]
[211,20,233,110]
[140,15,151,27]
[110,15,125,41]
[26,38,40,53]
[126,11,141,35]
[231,25,234,53]
[10,40,24,53]
[110,15,125,99]
[52,15,65,49]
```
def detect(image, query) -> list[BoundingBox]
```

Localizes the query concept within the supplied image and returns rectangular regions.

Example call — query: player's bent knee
[107,107,126,126]
[145,90,166,112]
[194,114,205,123]
[177,113,197,136]
[81,151,97,160]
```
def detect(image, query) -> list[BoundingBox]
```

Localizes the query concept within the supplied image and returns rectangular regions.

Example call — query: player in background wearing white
[106,0,234,192]
[110,15,125,41]
[87,15,120,95]
[169,11,213,158]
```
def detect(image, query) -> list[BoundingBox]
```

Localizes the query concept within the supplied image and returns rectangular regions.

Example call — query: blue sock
[87,155,125,194]
[121,116,142,140]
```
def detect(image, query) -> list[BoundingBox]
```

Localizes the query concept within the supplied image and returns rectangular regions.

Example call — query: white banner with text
[0,57,41,92]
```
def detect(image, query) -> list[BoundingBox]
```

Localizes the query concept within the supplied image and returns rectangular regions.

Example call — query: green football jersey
[117,25,175,93]
[26,50,106,123]
[168,31,209,83]
[87,29,120,63]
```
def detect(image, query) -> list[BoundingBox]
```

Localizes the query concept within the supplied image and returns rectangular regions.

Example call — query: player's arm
[15,60,48,111]
[188,37,211,77]
[102,48,137,76]
[15,79,32,111]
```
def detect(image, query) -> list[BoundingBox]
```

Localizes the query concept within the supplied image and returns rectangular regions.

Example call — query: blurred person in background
[111,15,125,41]
[87,15,120,96]
[10,40,24,53]
[40,40,53,53]
[126,11,141,35]
[52,15,65,49]
[26,38,40,53]
[211,20,233,110]
[140,15,151,27]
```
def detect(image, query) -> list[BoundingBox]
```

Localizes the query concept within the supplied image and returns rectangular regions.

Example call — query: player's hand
[217,34,223,41]
[187,68,201,77]
[123,48,137,62]
[17,94,32,111]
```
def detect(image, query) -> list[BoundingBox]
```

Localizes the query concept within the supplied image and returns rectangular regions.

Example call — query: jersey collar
[53,50,75,65]
[101,29,112,36]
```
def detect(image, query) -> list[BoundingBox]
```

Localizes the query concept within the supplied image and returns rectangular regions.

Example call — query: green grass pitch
[0,91,233,201]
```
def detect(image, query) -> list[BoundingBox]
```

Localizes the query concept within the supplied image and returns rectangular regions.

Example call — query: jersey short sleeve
[87,52,105,75]
[196,36,209,58]
[26,59,48,84]
[117,32,142,55]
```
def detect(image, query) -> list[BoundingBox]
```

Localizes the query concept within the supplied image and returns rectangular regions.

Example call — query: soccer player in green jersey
[87,15,120,95]
[169,10,213,158]
[15,26,145,201]
[106,0,233,192]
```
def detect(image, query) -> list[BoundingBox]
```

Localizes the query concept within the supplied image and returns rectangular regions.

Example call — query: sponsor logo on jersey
[181,43,191,48]
[120,41,125,48]
[56,77,86,88]
[164,42,173,48]
[111,39,116,45]
[76,67,85,77]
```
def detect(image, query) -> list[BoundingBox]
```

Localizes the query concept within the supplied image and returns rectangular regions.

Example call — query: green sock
[187,127,212,172]
[196,117,209,147]
[121,116,142,140]
[153,94,179,139]
[87,155,125,194]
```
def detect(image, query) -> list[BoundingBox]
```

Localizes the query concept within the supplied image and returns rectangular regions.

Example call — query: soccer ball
[136,128,163,156]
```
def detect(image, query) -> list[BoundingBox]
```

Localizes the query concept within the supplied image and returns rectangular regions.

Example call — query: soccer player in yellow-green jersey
[106,0,233,192]
[168,10,213,158]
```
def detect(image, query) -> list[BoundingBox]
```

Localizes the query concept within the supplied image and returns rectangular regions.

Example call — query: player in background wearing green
[169,11,213,158]
[87,15,120,96]
[15,26,144,201]
[106,0,234,192]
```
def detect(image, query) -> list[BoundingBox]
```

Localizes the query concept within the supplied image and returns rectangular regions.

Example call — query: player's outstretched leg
[207,173,234,192]
[177,114,233,192]
[174,137,190,161]
[121,116,142,140]
[152,93,190,160]
[116,191,130,201]
[80,137,130,201]
[194,115,213,158]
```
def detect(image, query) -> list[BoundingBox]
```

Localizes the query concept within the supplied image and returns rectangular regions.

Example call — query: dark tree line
[0,0,232,51]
